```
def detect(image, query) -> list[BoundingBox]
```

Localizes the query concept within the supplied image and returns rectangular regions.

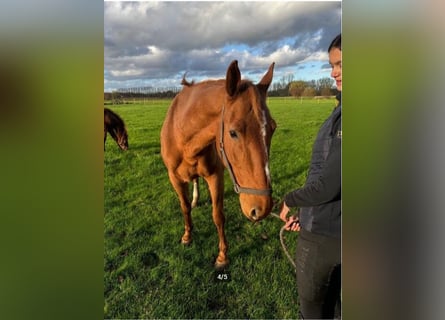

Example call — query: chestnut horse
[104,108,129,150]
[160,60,276,268]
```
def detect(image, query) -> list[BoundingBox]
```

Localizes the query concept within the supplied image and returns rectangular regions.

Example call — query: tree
[317,77,334,96]
[306,79,317,89]
[288,80,307,98]
[320,87,333,96]
[302,87,316,97]
[286,73,294,85]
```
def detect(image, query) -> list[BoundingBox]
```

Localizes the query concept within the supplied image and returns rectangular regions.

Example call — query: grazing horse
[160,60,276,268]
[104,108,129,150]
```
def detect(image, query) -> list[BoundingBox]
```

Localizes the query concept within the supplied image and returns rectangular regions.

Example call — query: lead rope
[269,212,297,270]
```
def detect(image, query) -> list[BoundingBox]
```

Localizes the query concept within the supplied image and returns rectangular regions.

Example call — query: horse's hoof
[181,237,192,245]
[214,258,229,270]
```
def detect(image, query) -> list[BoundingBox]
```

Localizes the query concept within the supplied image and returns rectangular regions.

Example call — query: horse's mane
[105,108,126,133]
[236,80,253,95]
[181,73,194,87]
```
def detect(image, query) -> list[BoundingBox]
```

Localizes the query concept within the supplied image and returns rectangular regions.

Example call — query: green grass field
[104,97,336,319]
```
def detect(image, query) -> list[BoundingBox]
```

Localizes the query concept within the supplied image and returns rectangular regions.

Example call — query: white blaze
[261,110,271,184]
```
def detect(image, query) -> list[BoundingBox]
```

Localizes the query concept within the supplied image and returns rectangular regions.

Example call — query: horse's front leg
[204,171,228,268]
[168,172,193,244]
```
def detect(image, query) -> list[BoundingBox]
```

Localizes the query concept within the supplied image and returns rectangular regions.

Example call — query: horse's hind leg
[191,178,199,208]
[168,173,193,244]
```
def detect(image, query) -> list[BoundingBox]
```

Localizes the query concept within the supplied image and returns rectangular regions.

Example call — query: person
[279,34,342,319]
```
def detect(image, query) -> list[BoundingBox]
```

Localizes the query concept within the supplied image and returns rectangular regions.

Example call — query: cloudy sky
[104,1,341,92]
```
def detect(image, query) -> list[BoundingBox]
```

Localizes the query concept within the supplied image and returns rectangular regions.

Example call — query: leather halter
[219,105,272,196]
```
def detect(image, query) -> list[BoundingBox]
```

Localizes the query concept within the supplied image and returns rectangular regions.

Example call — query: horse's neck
[181,98,222,157]
[183,111,219,152]
[107,120,123,139]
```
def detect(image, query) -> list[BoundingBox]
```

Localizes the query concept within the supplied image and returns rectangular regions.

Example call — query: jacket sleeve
[284,133,341,207]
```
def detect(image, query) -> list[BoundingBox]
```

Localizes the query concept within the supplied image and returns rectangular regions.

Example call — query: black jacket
[284,97,341,238]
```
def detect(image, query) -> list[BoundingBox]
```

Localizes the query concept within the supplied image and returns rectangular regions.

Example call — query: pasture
[104,97,336,319]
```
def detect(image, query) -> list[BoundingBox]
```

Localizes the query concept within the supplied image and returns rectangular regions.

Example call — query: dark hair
[328,34,341,52]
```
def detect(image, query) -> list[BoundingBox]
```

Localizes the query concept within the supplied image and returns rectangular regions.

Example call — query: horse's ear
[257,62,275,98]
[226,60,241,97]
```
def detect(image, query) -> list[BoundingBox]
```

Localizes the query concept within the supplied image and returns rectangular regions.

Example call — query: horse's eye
[229,130,238,139]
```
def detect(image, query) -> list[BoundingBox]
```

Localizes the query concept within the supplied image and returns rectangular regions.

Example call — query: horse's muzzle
[242,196,273,222]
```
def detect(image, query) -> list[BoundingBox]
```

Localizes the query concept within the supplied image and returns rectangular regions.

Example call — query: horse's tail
[181,73,194,86]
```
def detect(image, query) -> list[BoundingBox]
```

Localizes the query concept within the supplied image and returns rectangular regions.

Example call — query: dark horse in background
[104,108,129,150]
[160,60,276,268]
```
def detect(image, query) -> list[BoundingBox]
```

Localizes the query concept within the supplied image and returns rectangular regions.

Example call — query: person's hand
[278,201,291,222]
[284,215,300,232]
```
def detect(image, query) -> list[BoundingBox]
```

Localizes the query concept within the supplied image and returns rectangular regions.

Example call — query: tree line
[104,76,337,102]
[269,75,338,97]
[104,90,178,103]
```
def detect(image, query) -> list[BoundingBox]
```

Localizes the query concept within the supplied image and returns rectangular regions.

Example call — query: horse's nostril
[250,208,258,220]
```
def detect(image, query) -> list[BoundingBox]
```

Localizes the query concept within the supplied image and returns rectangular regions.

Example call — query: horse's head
[220,60,276,222]
[117,129,129,150]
